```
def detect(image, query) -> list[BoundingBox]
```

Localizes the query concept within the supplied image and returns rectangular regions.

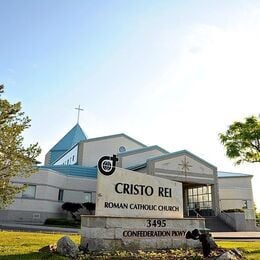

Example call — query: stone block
[122,238,157,250]
[172,239,187,248]
[106,217,124,228]
[114,228,124,239]
[106,217,143,228]
[186,239,201,248]
[121,240,140,251]
[156,238,173,249]
[82,227,115,239]
[81,216,106,228]
[83,238,124,251]
[138,238,157,249]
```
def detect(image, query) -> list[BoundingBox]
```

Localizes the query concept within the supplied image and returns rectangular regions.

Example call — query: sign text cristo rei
[95,155,184,218]
[114,182,172,197]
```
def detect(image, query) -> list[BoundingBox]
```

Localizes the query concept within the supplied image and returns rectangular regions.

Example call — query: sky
[0,1,259,209]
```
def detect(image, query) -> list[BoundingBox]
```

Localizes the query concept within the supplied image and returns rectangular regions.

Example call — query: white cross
[75,105,84,124]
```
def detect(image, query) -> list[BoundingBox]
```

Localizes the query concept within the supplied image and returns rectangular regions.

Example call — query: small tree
[82,202,96,215]
[0,85,41,208]
[219,115,260,165]
[61,202,82,220]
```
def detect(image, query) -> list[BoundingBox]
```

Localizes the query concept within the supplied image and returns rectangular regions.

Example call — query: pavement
[212,231,260,240]
[0,222,80,234]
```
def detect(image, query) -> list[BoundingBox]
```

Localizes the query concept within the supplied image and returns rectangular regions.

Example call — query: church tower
[44,124,87,165]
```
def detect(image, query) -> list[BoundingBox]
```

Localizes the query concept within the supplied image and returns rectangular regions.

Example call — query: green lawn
[0,230,260,259]
[0,231,80,259]
[217,241,260,260]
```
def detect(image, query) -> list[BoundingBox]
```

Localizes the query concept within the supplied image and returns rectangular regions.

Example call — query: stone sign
[81,155,205,251]
[80,216,204,250]
[95,166,183,218]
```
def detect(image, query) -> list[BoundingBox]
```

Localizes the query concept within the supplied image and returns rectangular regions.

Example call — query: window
[119,146,126,153]
[187,185,212,210]
[22,185,36,198]
[242,200,248,209]
[58,189,64,201]
[84,192,92,203]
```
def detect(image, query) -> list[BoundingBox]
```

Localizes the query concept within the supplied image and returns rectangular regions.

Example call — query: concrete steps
[204,216,234,232]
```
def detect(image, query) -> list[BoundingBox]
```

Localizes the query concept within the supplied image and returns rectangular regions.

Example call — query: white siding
[218,177,254,211]
[8,198,63,213]
[81,136,145,166]
[9,169,97,214]
[121,149,165,168]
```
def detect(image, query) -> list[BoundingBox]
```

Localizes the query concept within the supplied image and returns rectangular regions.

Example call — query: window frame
[58,189,64,202]
[84,192,92,203]
[22,185,36,199]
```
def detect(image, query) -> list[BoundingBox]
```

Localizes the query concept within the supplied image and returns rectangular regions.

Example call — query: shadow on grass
[0,252,66,259]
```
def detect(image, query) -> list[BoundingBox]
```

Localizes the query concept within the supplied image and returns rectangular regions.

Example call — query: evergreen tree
[0,85,41,208]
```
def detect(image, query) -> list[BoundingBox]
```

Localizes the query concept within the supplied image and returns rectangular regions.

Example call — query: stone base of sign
[80,215,205,251]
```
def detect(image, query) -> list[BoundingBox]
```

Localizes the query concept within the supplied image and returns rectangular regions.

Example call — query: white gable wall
[155,156,214,176]
[153,154,216,185]
[81,136,145,167]
[121,149,166,168]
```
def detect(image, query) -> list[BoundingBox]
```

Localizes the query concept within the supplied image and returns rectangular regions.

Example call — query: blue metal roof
[127,163,147,171]
[218,171,253,178]
[48,124,87,164]
[40,165,97,178]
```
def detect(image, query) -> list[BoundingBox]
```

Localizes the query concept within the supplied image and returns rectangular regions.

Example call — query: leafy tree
[61,202,82,220]
[0,85,41,208]
[219,115,260,164]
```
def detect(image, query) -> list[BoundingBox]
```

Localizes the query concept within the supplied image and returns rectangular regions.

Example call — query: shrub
[82,202,96,211]
[256,213,260,226]
[61,202,82,220]
[44,218,79,227]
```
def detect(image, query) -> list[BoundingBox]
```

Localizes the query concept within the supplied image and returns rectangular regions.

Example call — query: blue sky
[1,1,260,209]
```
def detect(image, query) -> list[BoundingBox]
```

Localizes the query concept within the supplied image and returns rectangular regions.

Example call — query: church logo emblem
[98,155,118,176]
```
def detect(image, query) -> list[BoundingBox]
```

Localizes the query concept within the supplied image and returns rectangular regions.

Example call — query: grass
[0,230,259,259]
[0,230,80,259]
[217,241,260,260]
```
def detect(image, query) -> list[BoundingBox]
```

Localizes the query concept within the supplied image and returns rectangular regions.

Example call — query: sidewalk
[212,231,260,240]
[0,223,80,234]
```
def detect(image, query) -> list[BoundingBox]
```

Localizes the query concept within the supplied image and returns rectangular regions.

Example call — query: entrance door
[185,185,213,216]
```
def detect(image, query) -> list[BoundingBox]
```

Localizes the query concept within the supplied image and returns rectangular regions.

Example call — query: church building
[0,124,256,230]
